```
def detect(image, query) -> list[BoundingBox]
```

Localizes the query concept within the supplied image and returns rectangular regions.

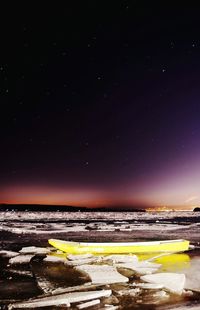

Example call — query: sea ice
[141,273,185,294]
[75,264,129,284]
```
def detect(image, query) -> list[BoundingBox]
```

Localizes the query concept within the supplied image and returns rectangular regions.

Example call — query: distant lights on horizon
[146,205,196,212]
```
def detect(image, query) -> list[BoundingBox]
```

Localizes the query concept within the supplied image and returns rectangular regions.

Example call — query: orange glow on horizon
[0,185,142,208]
[0,184,198,210]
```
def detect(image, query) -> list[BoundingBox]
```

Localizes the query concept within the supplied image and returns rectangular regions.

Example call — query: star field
[2,2,200,209]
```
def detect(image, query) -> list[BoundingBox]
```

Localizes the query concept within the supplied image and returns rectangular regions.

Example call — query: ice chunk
[8,298,70,309]
[0,250,19,258]
[19,246,49,254]
[43,255,67,263]
[184,257,200,292]
[116,261,160,276]
[65,257,99,266]
[77,299,100,309]
[141,273,185,294]
[9,254,34,265]
[75,264,129,284]
[52,283,107,295]
[8,290,111,309]
[51,290,113,302]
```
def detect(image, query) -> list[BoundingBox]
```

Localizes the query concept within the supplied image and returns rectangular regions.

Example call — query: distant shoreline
[0,204,146,212]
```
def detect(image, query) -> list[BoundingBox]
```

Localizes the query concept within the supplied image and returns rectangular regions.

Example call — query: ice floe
[0,250,19,258]
[9,254,35,265]
[141,272,185,294]
[75,264,129,284]
[77,299,100,309]
[8,290,112,309]
[19,246,50,255]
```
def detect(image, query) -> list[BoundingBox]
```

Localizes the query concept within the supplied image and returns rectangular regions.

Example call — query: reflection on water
[139,253,191,272]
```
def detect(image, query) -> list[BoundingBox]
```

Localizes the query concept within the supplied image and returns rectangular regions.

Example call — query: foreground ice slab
[51,283,109,295]
[43,255,67,263]
[65,257,99,266]
[8,290,112,309]
[0,250,19,258]
[184,257,200,292]
[77,299,100,309]
[76,264,129,284]
[141,273,185,294]
[9,254,34,265]
[19,246,50,255]
[116,261,161,275]
[8,298,70,309]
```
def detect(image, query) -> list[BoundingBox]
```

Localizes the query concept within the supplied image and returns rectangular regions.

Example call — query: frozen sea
[0,211,200,309]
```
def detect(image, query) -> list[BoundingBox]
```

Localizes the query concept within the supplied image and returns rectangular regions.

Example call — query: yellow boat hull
[48,239,190,254]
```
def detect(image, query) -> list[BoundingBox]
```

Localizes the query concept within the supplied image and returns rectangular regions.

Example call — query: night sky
[2,2,200,209]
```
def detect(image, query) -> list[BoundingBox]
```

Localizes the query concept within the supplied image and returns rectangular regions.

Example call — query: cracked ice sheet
[19,246,50,255]
[115,261,161,275]
[9,254,35,265]
[43,255,67,263]
[65,256,100,266]
[0,250,19,258]
[140,273,185,294]
[184,258,200,291]
[77,299,100,309]
[75,264,129,284]
[8,290,112,309]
